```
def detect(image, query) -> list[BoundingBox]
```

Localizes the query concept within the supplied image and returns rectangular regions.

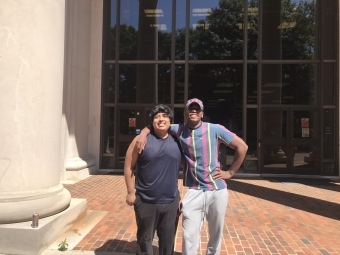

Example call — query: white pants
[181,188,228,255]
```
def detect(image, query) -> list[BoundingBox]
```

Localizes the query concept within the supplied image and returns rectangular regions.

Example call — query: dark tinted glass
[246,108,257,157]
[322,0,336,59]
[175,0,186,60]
[106,0,117,60]
[189,0,244,60]
[323,63,335,105]
[101,107,115,169]
[119,64,171,103]
[119,0,172,60]
[104,65,115,103]
[175,64,185,104]
[323,109,335,159]
[262,0,317,60]
[188,64,243,134]
[247,0,259,60]
[262,64,317,105]
[247,64,257,104]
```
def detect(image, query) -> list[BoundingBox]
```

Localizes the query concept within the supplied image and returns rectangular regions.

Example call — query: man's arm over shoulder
[135,125,151,153]
[124,136,139,206]
[136,123,181,153]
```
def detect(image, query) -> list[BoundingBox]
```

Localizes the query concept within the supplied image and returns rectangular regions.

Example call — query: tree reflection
[108,0,317,107]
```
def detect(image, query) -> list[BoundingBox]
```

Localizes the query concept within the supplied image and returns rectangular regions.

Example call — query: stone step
[47,210,108,251]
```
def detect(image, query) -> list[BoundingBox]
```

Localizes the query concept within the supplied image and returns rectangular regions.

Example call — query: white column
[0,0,71,223]
[61,0,97,180]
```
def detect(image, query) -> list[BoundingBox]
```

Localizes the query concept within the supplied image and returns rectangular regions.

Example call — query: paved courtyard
[61,174,340,255]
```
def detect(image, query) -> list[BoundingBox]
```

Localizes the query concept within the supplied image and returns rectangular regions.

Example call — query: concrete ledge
[0,198,87,255]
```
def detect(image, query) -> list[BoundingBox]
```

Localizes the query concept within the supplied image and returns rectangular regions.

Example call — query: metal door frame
[260,106,320,174]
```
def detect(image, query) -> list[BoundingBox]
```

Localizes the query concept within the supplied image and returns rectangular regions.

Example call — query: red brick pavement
[64,174,340,255]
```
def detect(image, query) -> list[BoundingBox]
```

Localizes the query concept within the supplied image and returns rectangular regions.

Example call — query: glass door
[115,106,152,169]
[291,109,320,174]
[261,107,319,174]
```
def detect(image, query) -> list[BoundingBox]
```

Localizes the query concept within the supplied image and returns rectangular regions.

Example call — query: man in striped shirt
[137,98,248,255]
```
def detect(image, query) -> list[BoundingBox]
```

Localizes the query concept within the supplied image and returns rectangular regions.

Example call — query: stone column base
[0,184,71,224]
[0,198,86,255]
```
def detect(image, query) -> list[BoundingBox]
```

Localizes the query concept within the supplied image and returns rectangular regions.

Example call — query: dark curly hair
[149,104,174,124]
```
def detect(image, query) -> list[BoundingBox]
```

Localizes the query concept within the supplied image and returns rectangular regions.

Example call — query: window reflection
[175,65,185,104]
[323,64,335,105]
[247,0,259,59]
[106,0,117,60]
[119,0,172,60]
[247,64,257,104]
[261,64,316,105]
[245,108,258,172]
[101,107,115,169]
[119,64,171,104]
[262,0,316,60]
[104,65,115,103]
[188,64,243,135]
[175,0,186,60]
[189,0,244,60]
[323,109,335,159]
[322,0,335,59]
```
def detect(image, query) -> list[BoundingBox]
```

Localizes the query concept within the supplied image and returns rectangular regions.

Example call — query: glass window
[323,63,335,105]
[120,0,172,60]
[247,0,259,60]
[175,64,185,104]
[323,109,335,159]
[188,64,243,135]
[119,64,171,104]
[262,0,317,60]
[247,64,257,104]
[106,0,117,60]
[262,64,317,105]
[101,107,115,169]
[175,0,186,60]
[189,0,244,60]
[322,0,336,60]
[246,108,257,157]
[245,108,258,171]
[174,108,184,124]
[104,65,115,103]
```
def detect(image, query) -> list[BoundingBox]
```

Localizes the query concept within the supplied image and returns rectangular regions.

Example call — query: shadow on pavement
[227,179,340,221]
[264,177,340,192]
[94,239,182,255]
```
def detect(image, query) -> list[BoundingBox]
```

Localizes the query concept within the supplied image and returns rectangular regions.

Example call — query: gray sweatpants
[181,188,228,255]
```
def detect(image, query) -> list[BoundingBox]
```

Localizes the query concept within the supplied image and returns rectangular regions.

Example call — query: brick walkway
[64,174,340,255]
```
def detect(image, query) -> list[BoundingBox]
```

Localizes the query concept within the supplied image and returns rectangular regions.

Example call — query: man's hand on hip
[212,168,234,180]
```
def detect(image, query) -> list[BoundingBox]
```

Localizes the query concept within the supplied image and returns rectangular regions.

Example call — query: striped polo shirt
[170,122,235,190]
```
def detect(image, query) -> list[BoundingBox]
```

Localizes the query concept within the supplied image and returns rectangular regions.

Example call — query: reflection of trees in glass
[158,31,172,60]
[119,65,137,103]
[207,0,244,59]
[105,65,115,103]
[119,24,138,60]
[281,0,316,60]
[114,25,172,60]
[188,0,244,60]
[157,65,171,103]
[188,64,242,131]
[248,0,259,59]
[282,64,314,105]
